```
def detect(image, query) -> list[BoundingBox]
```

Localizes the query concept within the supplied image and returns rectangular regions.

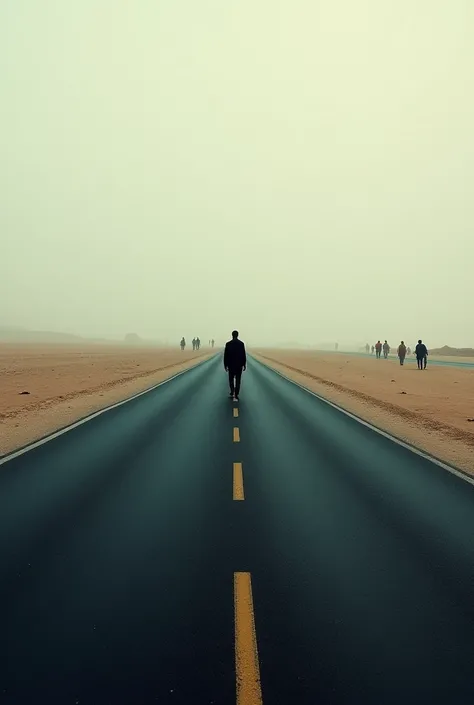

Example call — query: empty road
[1,354,474,704]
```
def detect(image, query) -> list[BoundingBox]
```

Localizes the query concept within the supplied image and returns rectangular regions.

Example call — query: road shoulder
[252,350,474,476]
[0,345,214,456]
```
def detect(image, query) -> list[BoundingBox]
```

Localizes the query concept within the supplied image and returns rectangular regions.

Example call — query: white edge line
[0,355,216,466]
[252,355,474,487]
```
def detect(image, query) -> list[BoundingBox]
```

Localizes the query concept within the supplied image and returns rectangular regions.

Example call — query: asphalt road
[2,354,474,704]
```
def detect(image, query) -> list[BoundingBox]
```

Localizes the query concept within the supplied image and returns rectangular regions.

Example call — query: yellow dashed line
[233,408,239,418]
[233,463,244,500]
[234,572,263,704]
[233,427,240,443]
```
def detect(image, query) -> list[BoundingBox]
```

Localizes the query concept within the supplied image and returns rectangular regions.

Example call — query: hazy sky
[2,1,473,346]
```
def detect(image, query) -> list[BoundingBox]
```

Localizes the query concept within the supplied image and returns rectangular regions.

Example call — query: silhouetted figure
[398,341,407,365]
[224,330,247,400]
[192,338,196,351]
[196,337,201,351]
[180,337,186,351]
[365,343,370,354]
[415,339,428,370]
[211,339,215,348]
[407,346,411,356]
[383,340,390,359]
[371,345,375,355]
[375,340,382,358]
[335,343,339,351]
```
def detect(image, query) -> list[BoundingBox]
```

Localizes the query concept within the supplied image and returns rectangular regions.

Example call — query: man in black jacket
[415,339,428,370]
[224,330,247,400]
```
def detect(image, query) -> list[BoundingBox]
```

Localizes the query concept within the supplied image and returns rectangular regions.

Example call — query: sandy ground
[253,349,474,476]
[383,353,474,365]
[429,355,474,364]
[0,344,215,456]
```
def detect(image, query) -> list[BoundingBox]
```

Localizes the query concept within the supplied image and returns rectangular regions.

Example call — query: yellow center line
[233,427,240,443]
[234,572,263,705]
[233,408,239,418]
[233,462,244,500]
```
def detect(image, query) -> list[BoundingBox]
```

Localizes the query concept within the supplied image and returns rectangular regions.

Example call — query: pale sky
[2,0,473,346]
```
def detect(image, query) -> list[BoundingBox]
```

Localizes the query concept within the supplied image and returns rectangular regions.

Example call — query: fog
[2,1,473,347]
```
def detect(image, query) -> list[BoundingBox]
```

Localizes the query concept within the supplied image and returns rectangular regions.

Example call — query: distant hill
[124,333,142,344]
[0,326,170,346]
[0,326,86,343]
[0,326,121,344]
[430,345,474,357]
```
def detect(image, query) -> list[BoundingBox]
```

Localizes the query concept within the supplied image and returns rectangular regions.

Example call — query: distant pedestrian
[224,330,247,401]
[365,343,370,354]
[375,340,382,358]
[415,339,428,370]
[407,346,411,356]
[196,337,201,350]
[398,341,407,365]
[371,345,375,355]
[211,339,215,348]
[192,338,196,351]
[383,340,390,359]
[180,337,186,351]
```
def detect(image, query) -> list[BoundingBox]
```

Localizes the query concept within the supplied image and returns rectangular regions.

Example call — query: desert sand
[253,349,474,475]
[0,344,214,456]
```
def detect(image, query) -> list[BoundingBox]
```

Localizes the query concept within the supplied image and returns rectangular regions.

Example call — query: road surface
[1,354,474,704]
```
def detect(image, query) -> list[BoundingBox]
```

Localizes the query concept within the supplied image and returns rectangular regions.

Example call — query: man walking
[397,340,407,365]
[415,339,428,370]
[224,330,247,400]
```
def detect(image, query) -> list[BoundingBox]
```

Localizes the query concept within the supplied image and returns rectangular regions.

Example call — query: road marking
[233,408,239,418]
[233,427,240,443]
[234,572,262,705]
[233,462,244,500]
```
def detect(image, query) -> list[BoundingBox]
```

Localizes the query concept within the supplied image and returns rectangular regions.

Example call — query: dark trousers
[417,357,424,369]
[399,357,405,365]
[228,368,243,396]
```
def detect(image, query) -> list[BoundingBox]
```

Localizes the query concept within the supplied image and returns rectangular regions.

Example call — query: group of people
[396,340,428,368]
[179,337,201,351]
[179,337,215,351]
[370,341,392,359]
[367,339,428,368]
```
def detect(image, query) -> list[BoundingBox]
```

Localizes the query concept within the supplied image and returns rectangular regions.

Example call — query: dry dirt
[0,344,214,456]
[253,349,474,476]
